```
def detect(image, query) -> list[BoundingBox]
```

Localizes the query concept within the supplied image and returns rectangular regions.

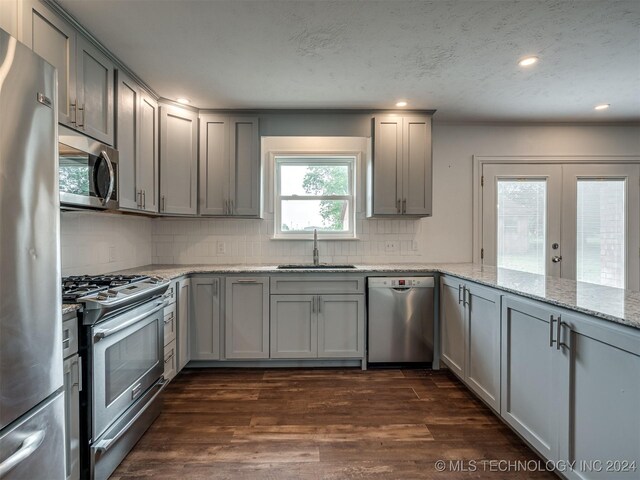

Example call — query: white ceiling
[57,0,640,121]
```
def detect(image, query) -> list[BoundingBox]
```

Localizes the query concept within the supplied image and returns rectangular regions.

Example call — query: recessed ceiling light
[518,56,539,67]
[176,98,190,105]
[396,101,408,107]
[594,104,610,110]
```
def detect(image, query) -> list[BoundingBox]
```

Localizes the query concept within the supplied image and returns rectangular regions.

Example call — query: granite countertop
[113,263,640,330]
[62,303,81,315]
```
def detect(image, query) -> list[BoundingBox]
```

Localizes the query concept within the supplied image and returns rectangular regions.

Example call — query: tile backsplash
[152,213,423,265]
[60,211,152,276]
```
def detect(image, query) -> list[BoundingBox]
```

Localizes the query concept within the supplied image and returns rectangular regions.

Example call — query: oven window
[105,321,158,405]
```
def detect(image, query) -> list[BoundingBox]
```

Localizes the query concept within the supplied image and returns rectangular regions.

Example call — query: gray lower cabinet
[501,295,562,461]
[225,277,269,359]
[190,277,221,360]
[440,276,501,411]
[317,295,365,358]
[440,276,466,378]
[558,311,640,480]
[163,339,177,382]
[62,354,80,480]
[160,103,198,215]
[270,295,317,358]
[177,278,191,370]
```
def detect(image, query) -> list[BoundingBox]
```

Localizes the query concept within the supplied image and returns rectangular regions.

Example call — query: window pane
[279,163,349,196]
[497,180,546,275]
[281,199,350,232]
[577,180,625,288]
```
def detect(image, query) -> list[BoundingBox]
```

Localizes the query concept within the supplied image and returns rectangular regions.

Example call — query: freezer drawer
[368,277,435,363]
[0,392,65,480]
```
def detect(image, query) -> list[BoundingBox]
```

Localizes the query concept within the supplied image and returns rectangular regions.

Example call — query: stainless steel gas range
[62,274,169,480]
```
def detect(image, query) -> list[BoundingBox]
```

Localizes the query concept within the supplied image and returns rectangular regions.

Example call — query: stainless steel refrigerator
[0,28,66,479]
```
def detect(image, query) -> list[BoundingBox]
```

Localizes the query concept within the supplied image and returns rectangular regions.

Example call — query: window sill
[271,235,360,241]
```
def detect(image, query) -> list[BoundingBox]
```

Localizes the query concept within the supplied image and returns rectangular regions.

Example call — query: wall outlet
[385,241,399,253]
[217,241,226,254]
[108,246,116,263]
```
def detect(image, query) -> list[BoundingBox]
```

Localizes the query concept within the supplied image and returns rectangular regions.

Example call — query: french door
[482,162,640,291]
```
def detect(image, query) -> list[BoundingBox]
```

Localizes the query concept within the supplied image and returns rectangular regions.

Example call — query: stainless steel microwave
[59,125,119,210]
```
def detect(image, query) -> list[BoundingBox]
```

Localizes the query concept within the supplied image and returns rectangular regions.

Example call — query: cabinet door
[160,104,198,215]
[229,117,260,216]
[372,116,402,215]
[116,71,139,210]
[163,339,177,382]
[0,0,20,39]
[501,295,562,462]
[317,295,365,358]
[138,92,158,213]
[23,0,76,127]
[225,277,269,359]
[559,314,640,480]
[177,278,191,371]
[190,277,221,360]
[199,114,229,216]
[440,276,466,378]
[63,354,80,480]
[465,282,501,412]
[402,116,432,215]
[270,295,317,359]
[76,36,114,145]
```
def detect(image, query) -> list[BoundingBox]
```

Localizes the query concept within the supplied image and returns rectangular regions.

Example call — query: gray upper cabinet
[190,277,221,361]
[22,0,76,127]
[199,114,260,217]
[160,103,198,215]
[75,36,114,145]
[116,71,139,210]
[368,115,432,217]
[116,72,158,212]
[22,0,114,144]
[225,277,269,359]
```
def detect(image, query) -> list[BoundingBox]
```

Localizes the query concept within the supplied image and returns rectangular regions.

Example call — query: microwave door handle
[100,150,115,206]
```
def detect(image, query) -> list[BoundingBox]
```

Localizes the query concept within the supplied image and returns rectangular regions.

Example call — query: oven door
[90,300,164,440]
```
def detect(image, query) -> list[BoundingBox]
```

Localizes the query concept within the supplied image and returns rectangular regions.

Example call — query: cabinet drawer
[163,303,177,347]
[163,339,177,382]
[270,275,365,295]
[163,279,178,305]
[62,316,78,359]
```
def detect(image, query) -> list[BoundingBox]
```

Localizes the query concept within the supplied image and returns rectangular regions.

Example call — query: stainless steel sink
[277,264,356,269]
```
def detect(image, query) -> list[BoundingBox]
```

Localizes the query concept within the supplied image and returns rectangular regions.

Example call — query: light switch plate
[217,241,226,254]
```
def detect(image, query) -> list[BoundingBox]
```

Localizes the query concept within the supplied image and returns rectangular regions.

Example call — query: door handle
[77,103,85,128]
[142,190,146,209]
[556,315,563,350]
[70,102,77,125]
[312,296,316,313]
[318,295,322,313]
[402,198,407,214]
[458,284,463,304]
[161,195,166,212]
[463,287,469,307]
[552,255,562,263]
[549,315,557,347]
[397,199,401,214]
[0,430,46,476]
[236,279,257,283]
[100,150,115,205]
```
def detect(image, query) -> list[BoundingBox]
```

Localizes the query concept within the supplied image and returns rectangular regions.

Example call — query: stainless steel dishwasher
[368,277,435,363]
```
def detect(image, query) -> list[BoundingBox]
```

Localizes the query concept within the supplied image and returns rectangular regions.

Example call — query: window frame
[274,155,357,239]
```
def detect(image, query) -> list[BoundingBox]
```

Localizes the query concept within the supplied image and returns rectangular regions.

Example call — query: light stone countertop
[62,303,81,316]
[111,263,640,330]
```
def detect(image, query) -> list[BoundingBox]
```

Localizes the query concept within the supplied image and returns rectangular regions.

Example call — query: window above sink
[274,155,357,240]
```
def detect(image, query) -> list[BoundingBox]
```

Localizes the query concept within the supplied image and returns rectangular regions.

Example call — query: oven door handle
[93,379,166,454]
[93,301,166,341]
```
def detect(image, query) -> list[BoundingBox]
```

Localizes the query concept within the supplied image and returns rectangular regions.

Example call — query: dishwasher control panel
[368,277,435,288]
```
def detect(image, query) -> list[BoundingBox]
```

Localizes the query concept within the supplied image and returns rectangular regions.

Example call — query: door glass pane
[577,180,625,288]
[497,180,546,275]
[105,321,158,405]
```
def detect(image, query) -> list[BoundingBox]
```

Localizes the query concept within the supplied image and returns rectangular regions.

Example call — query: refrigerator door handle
[0,430,46,476]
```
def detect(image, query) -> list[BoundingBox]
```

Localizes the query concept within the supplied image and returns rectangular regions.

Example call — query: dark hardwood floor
[111,368,556,479]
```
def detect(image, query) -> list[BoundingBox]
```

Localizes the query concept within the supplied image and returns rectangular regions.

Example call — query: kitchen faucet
[313,229,320,266]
